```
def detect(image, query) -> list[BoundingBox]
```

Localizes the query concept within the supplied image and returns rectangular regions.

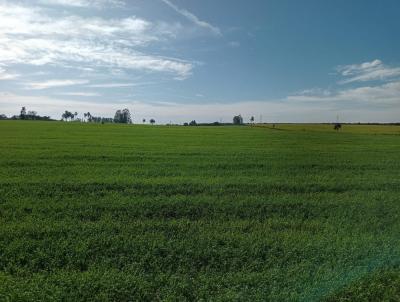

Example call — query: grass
[0,121,399,301]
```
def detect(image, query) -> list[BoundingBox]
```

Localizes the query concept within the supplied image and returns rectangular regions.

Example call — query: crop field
[0,121,399,301]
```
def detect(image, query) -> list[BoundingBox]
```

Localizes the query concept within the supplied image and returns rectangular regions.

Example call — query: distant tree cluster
[94,117,114,124]
[233,115,243,125]
[182,120,197,126]
[60,109,132,124]
[0,107,52,121]
[61,111,78,121]
[114,109,132,124]
[21,107,52,120]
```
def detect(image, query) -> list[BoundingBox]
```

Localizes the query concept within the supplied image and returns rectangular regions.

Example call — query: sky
[0,0,400,123]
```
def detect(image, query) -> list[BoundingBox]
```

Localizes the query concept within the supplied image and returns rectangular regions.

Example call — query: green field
[0,121,399,301]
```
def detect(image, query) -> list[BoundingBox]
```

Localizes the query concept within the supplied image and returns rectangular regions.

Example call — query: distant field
[0,121,399,301]
[257,123,400,134]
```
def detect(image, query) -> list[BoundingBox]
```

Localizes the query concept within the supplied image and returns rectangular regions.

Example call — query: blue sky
[0,0,400,123]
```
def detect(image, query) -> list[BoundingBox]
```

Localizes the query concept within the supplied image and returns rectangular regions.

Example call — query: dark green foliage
[6,107,52,121]
[114,109,132,124]
[62,110,75,121]
[0,121,399,301]
[19,106,26,119]
[233,114,243,125]
[334,123,342,131]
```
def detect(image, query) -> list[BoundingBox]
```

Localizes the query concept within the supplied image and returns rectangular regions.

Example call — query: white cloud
[0,37,193,78]
[161,0,221,36]
[337,59,400,84]
[0,4,154,45]
[294,88,332,97]
[288,80,400,105]
[0,2,193,79]
[87,82,153,88]
[57,92,101,96]
[87,83,135,88]
[24,79,89,90]
[0,67,19,80]
[291,60,400,107]
[37,0,125,8]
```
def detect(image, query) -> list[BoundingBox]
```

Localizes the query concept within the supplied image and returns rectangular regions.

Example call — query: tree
[233,115,243,125]
[84,112,92,122]
[62,111,73,121]
[122,108,132,124]
[114,108,132,124]
[150,118,155,125]
[20,107,26,120]
[250,116,255,124]
[142,118,146,124]
[114,110,122,123]
[0,114,7,120]
[189,120,197,126]
[27,111,37,120]
[334,123,342,131]
[74,112,78,120]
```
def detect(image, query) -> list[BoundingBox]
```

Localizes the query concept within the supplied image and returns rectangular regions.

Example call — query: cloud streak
[24,79,89,90]
[288,80,400,106]
[161,0,221,36]
[57,92,101,97]
[337,59,400,84]
[0,67,19,80]
[37,0,125,8]
[87,82,154,88]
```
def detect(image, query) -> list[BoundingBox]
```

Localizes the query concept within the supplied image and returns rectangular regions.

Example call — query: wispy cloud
[57,92,101,97]
[161,0,221,36]
[0,2,193,79]
[87,83,135,88]
[337,59,400,84]
[37,0,125,8]
[289,80,400,106]
[24,79,89,90]
[0,67,19,80]
[87,82,153,88]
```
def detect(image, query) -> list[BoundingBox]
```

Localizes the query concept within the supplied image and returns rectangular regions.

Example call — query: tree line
[61,108,134,124]
[0,109,251,126]
[0,107,53,121]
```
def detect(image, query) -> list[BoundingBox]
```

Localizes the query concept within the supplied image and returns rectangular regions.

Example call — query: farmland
[0,121,399,301]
